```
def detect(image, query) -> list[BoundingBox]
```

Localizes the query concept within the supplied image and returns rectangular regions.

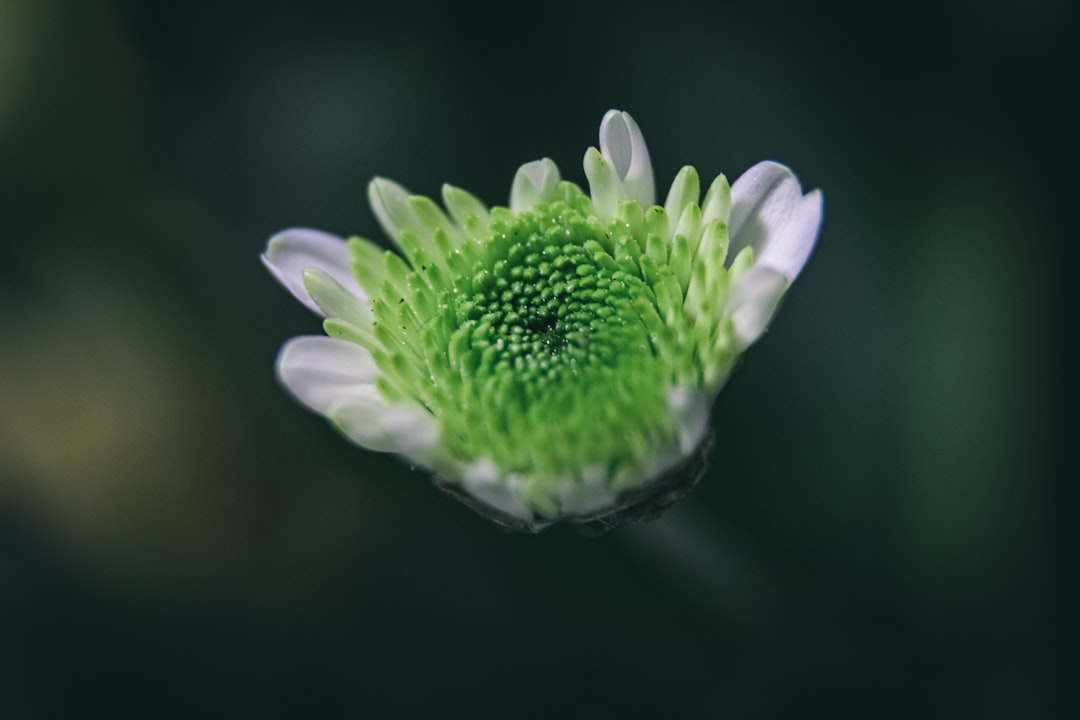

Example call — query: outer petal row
[729,161,823,282]
[276,335,440,460]
[330,391,440,459]
[261,229,365,315]
[726,265,789,350]
[276,335,380,414]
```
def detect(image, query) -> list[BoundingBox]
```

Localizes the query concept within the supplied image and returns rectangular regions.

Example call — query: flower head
[263,110,822,532]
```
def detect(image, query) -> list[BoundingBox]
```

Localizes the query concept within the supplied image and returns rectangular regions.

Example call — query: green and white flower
[263,110,822,531]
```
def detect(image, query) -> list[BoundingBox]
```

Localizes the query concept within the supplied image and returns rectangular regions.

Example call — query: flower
[262,110,823,532]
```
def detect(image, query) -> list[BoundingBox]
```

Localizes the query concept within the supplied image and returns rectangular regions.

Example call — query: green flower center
[453,201,651,399]
[333,181,737,513]
[433,193,677,492]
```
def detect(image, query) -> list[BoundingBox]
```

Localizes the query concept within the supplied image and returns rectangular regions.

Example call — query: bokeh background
[1,0,1074,716]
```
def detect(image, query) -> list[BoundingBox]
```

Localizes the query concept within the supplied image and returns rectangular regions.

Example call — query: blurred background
[1,0,1074,716]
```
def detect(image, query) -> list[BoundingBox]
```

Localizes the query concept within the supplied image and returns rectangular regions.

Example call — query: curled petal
[510,158,562,213]
[276,335,380,414]
[599,110,656,207]
[729,161,823,281]
[262,229,362,315]
[726,265,789,350]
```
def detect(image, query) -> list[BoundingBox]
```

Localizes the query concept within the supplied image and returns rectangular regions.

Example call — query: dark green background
[1,0,1074,716]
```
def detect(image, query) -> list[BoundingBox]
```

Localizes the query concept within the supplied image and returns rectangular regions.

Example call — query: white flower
[263,110,823,531]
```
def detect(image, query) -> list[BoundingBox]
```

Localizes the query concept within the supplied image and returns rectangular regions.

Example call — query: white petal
[599,110,656,207]
[379,403,442,461]
[554,466,617,518]
[459,460,534,522]
[329,390,440,460]
[729,161,823,281]
[726,265,789,349]
[262,229,360,315]
[730,162,800,243]
[276,335,379,414]
[755,190,823,282]
[667,387,710,455]
[510,158,561,213]
[324,386,404,453]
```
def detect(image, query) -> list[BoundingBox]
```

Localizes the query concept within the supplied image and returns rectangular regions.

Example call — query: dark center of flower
[451,200,648,397]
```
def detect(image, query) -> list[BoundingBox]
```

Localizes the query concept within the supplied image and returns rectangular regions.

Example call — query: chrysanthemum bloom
[263,110,822,532]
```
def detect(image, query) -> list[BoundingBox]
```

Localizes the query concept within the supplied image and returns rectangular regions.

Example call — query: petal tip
[368,177,412,241]
[263,228,353,315]
[730,161,823,281]
[597,109,655,207]
[509,157,561,212]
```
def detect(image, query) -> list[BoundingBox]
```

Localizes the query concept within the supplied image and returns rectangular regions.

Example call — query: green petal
[664,166,700,234]
[442,183,490,229]
[348,236,391,299]
[302,267,373,328]
[701,173,731,228]
[583,146,626,219]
